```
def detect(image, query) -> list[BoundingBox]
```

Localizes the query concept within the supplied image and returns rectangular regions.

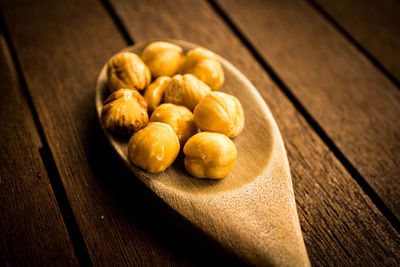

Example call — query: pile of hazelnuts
[101,41,244,179]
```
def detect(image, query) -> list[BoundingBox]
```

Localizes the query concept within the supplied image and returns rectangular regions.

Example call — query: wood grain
[0,34,78,266]
[216,0,400,220]
[106,0,400,265]
[0,0,234,265]
[313,0,400,82]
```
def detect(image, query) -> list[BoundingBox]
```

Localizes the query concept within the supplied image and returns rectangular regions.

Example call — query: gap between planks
[0,11,93,267]
[305,0,400,89]
[207,0,400,234]
[101,0,133,44]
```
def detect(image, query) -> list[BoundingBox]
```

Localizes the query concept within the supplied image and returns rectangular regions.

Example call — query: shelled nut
[143,76,172,112]
[194,91,244,138]
[107,51,151,92]
[183,132,237,179]
[179,47,224,91]
[150,103,198,145]
[141,41,184,77]
[164,74,211,111]
[128,122,180,173]
[101,89,148,134]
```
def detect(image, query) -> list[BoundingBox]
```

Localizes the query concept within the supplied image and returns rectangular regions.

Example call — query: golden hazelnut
[101,89,148,134]
[193,91,244,138]
[183,132,237,179]
[141,41,184,77]
[128,122,180,173]
[179,47,224,91]
[143,76,172,112]
[150,103,198,145]
[180,47,217,66]
[164,74,211,111]
[107,52,151,92]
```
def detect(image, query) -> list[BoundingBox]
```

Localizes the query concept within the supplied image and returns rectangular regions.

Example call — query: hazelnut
[183,132,237,179]
[107,52,151,92]
[193,91,244,138]
[101,89,148,134]
[150,103,198,145]
[143,76,172,112]
[179,47,224,91]
[141,41,184,77]
[180,47,217,66]
[128,122,180,173]
[164,74,211,111]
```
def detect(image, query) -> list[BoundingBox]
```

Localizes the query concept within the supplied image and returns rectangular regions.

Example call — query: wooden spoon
[95,39,310,266]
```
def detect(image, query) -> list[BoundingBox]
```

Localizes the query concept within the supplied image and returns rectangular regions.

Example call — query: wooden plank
[105,0,400,265]
[216,0,400,220]
[0,0,236,265]
[312,0,400,82]
[0,34,78,265]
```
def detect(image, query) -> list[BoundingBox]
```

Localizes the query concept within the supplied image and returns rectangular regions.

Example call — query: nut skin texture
[141,41,184,78]
[183,132,237,179]
[101,89,148,134]
[150,103,198,145]
[194,91,245,138]
[107,52,151,92]
[128,122,180,173]
[179,47,224,91]
[164,74,211,111]
[143,76,172,112]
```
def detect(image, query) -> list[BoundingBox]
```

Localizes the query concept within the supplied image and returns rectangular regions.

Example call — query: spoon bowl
[95,39,310,266]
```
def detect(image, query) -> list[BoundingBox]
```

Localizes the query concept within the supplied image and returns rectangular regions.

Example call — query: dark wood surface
[216,0,400,221]
[0,33,78,265]
[1,0,399,266]
[313,0,400,82]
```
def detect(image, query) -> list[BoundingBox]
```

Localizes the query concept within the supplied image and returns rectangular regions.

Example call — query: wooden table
[1,0,399,265]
